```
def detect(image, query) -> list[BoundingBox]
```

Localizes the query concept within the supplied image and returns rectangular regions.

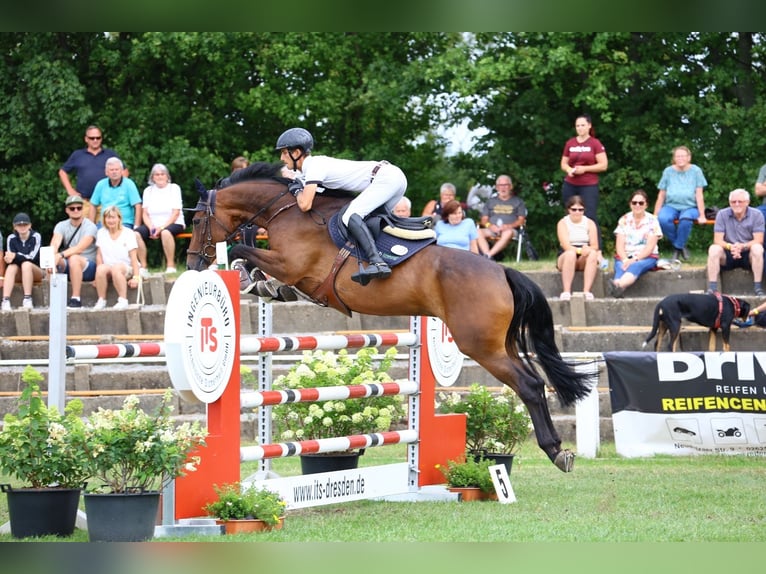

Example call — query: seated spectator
[421,182,457,217]
[654,145,707,261]
[435,200,479,253]
[753,161,766,221]
[706,188,765,296]
[609,190,662,298]
[556,195,599,301]
[134,163,185,274]
[231,156,250,172]
[93,206,140,310]
[89,157,143,230]
[50,195,98,308]
[2,213,44,310]
[476,174,527,260]
[393,196,412,217]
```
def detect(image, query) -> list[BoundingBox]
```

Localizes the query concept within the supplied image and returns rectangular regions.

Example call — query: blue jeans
[657,205,698,250]
[614,257,658,281]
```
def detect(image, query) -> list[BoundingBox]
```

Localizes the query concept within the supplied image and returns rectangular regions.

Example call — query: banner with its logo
[604,352,766,457]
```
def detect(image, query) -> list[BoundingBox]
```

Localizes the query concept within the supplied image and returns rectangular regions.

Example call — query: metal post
[257,298,273,474]
[48,273,68,412]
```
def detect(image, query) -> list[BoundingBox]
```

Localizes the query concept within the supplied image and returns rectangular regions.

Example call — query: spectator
[93,205,140,310]
[435,200,479,254]
[560,113,608,248]
[753,161,766,221]
[0,232,5,297]
[422,182,457,217]
[476,174,527,260]
[654,145,707,261]
[89,157,143,231]
[50,195,98,308]
[58,125,119,207]
[393,196,412,217]
[2,213,44,310]
[275,127,407,284]
[231,156,250,172]
[706,188,765,297]
[608,190,662,298]
[134,163,185,275]
[556,195,599,301]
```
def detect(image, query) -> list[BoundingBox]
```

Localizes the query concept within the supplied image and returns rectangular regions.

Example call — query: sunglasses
[67,205,83,211]
[631,201,646,206]
[569,207,584,212]
[86,136,102,140]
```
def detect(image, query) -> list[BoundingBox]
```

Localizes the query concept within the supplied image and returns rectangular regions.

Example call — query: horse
[187,162,592,472]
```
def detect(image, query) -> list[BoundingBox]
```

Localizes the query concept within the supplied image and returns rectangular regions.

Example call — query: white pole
[47,272,68,412]
[575,360,600,458]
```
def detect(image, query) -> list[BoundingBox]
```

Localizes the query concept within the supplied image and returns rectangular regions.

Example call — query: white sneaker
[113,298,129,310]
[93,298,107,310]
[1,299,11,311]
[139,267,150,279]
[165,267,177,274]
[22,298,33,309]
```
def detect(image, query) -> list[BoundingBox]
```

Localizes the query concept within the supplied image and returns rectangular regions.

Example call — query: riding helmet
[275,128,314,153]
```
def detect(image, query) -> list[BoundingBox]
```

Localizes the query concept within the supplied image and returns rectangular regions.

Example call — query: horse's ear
[194,177,209,200]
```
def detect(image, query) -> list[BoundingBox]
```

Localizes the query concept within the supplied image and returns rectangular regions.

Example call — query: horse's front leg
[229,244,289,279]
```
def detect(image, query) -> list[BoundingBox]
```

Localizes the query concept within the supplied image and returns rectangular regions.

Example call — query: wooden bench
[176,231,269,241]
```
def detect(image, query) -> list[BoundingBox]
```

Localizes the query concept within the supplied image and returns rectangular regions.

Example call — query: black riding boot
[346,214,392,285]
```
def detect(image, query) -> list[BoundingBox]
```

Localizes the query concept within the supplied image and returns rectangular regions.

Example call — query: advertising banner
[604,352,766,457]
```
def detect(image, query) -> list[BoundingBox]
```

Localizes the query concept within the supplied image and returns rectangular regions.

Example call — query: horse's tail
[504,267,592,407]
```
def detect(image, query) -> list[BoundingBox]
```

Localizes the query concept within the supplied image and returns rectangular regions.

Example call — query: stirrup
[351,262,391,285]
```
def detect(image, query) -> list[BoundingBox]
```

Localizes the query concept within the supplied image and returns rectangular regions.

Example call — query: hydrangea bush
[271,347,407,444]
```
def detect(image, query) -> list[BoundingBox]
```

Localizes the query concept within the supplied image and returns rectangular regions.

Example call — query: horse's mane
[227,162,285,185]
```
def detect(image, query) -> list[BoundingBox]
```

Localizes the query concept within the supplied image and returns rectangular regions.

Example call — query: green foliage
[271,347,407,444]
[437,456,495,492]
[204,482,286,525]
[438,383,532,455]
[0,366,90,489]
[81,390,207,494]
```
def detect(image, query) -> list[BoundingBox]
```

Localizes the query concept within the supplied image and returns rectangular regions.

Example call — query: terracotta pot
[217,516,285,534]
[447,487,496,502]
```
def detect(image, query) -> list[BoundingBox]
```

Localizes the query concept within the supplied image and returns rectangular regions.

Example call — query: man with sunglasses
[50,195,98,308]
[58,125,119,202]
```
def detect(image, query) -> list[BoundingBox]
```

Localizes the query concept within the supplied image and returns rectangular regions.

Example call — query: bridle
[186,186,295,266]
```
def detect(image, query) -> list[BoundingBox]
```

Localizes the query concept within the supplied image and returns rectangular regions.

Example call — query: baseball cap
[65,195,84,206]
[12,213,31,225]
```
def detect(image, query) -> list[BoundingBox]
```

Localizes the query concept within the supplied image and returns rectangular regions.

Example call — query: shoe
[681,247,690,261]
[346,214,392,285]
[1,299,10,311]
[139,267,150,280]
[113,298,129,310]
[706,288,717,296]
[559,292,571,301]
[755,287,765,297]
[93,298,107,310]
[608,281,625,299]
[67,297,82,308]
[22,297,33,309]
[165,267,177,274]
[584,292,595,300]
[672,248,683,261]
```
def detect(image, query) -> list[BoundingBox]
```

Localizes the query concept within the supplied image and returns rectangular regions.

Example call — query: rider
[275,127,408,284]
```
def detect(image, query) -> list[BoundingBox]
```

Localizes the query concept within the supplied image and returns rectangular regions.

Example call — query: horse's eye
[192,218,200,225]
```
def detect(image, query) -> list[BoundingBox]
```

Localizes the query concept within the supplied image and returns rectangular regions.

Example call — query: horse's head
[185,167,294,271]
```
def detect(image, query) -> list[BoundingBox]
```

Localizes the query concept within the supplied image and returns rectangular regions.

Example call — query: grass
[2,441,763,543]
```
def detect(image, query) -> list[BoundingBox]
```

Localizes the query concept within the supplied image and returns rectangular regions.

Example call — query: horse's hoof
[554,450,575,472]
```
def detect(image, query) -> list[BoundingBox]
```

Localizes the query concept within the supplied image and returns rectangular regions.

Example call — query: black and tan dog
[643,292,750,352]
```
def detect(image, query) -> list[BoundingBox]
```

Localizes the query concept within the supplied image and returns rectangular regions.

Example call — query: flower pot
[83,491,161,542]
[216,516,285,534]
[1,484,81,539]
[299,450,362,475]
[447,487,496,502]
[472,451,515,475]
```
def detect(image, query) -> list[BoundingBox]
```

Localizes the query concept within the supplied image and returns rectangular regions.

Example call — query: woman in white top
[556,195,600,301]
[94,205,140,310]
[134,163,185,275]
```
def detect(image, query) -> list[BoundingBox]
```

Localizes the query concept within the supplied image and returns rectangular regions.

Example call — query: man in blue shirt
[58,125,119,201]
[90,157,143,229]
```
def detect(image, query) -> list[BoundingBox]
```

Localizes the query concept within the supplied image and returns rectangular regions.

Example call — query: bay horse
[186,162,591,472]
